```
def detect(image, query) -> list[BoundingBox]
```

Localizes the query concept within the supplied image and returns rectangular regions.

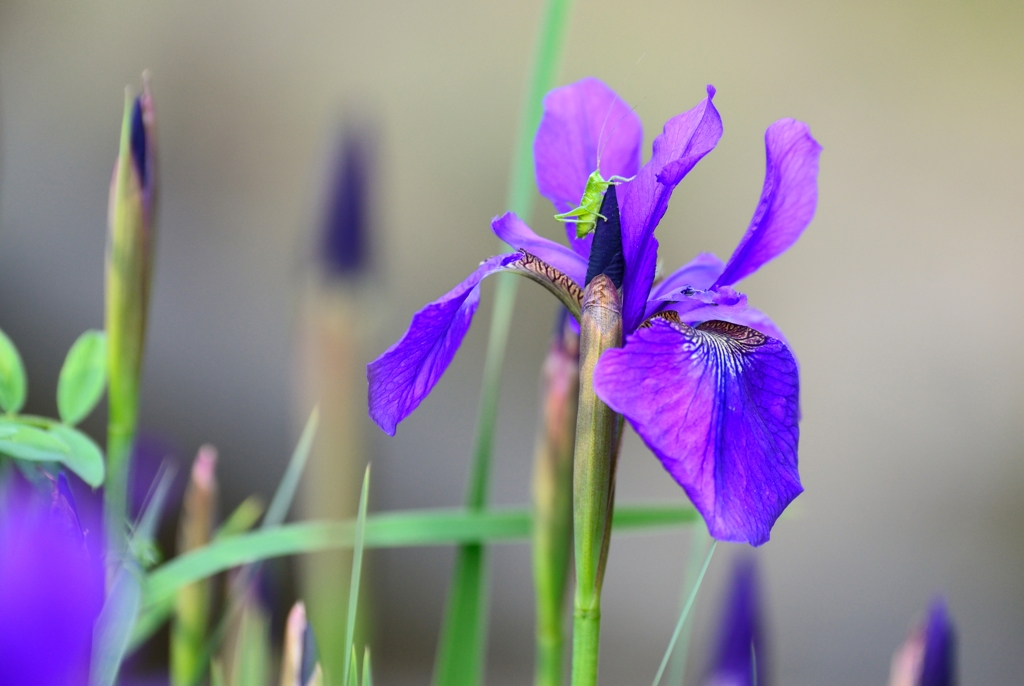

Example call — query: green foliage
[342,466,371,686]
[651,542,717,686]
[57,330,108,426]
[0,419,69,462]
[139,504,696,629]
[90,562,144,686]
[0,326,27,414]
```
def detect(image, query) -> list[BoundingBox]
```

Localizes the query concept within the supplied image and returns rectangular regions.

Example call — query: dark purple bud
[707,557,768,686]
[920,598,956,686]
[584,187,624,288]
[320,126,374,276]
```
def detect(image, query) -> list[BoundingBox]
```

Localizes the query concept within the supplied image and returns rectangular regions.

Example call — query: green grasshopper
[554,167,635,239]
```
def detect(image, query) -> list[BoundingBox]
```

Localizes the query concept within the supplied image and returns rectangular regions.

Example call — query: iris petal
[491,212,588,285]
[619,85,723,333]
[533,77,643,257]
[367,254,518,435]
[593,318,801,545]
[715,119,822,287]
[650,252,726,299]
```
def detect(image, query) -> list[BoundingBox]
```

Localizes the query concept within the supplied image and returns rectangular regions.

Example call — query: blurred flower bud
[280,602,324,686]
[889,598,956,686]
[105,74,158,555]
[172,445,218,686]
[706,557,768,686]
[320,125,374,277]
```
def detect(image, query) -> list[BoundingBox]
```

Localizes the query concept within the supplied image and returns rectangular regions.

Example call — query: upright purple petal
[491,212,588,285]
[619,86,723,333]
[920,598,956,686]
[367,253,517,435]
[706,558,769,686]
[714,119,822,288]
[534,77,643,256]
[0,482,104,685]
[593,318,801,545]
[650,252,726,299]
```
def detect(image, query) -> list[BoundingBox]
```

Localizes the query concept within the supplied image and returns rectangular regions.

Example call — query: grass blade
[140,504,695,625]
[265,408,319,527]
[651,541,717,686]
[433,0,574,682]
[342,465,370,686]
[90,562,143,686]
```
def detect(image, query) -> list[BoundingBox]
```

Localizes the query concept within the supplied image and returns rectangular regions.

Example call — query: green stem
[433,0,573,683]
[571,277,622,686]
[105,421,134,566]
[531,320,578,686]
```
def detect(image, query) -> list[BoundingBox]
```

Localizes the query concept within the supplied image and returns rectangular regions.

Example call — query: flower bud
[105,74,157,557]
[171,446,218,686]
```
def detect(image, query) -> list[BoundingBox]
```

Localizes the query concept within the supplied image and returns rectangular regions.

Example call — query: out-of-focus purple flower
[0,476,105,685]
[705,558,768,686]
[367,78,820,545]
[320,126,374,276]
[889,598,956,686]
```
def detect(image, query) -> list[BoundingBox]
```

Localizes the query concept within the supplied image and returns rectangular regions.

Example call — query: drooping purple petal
[921,598,956,686]
[491,211,588,285]
[533,77,643,256]
[619,86,723,333]
[707,558,769,686]
[0,481,104,685]
[593,318,801,545]
[714,119,822,288]
[650,252,726,299]
[367,253,518,435]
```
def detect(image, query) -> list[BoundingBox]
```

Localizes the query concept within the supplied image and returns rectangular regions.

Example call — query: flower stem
[433,0,573,683]
[571,276,622,686]
[532,315,579,686]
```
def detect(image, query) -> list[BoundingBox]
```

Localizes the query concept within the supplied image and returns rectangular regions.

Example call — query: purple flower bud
[888,597,957,686]
[320,126,374,276]
[706,558,768,686]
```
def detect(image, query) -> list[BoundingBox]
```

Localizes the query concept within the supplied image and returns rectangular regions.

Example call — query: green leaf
[265,407,319,528]
[57,330,107,426]
[214,496,265,540]
[361,647,373,686]
[47,423,105,487]
[342,466,371,686]
[141,504,695,615]
[0,327,27,414]
[0,419,70,462]
[90,562,143,686]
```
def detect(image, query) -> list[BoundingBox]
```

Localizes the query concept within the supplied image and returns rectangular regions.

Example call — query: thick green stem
[531,317,579,686]
[571,276,622,686]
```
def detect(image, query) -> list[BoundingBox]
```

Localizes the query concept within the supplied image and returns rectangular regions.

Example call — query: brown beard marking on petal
[507,250,585,318]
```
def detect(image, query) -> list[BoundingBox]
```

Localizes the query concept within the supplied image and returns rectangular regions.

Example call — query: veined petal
[593,318,801,545]
[367,254,518,435]
[650,252,725,299]
[714,119,822,287]
[492,212,588,285]
[619,86,723,333]
[534,77,643,257]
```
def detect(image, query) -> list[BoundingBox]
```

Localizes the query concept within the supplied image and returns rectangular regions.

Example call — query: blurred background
[1,0,1022,684]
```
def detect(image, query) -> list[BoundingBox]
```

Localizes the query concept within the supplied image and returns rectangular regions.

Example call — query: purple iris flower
[367,77,821,545]
[705,558,768,686]
[0,475,105,685]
